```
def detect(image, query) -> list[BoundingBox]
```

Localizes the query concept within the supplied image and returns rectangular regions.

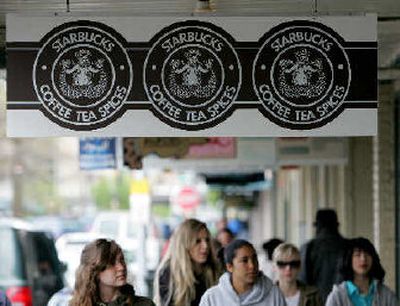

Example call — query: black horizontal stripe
[345,102,377,108]
[126,41,151,49]
[7,41,377,102]
[344,41,377,49]
[7,103,40,110]
[124,103,151,110]
[6,42,41,49]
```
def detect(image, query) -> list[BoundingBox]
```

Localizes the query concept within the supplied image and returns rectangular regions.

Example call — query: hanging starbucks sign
[253,20,351,129]
[32,21,132,130]
[7,15,377,136]
[143,21,241,130]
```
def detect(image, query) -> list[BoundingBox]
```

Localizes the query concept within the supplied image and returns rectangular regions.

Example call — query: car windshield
[127,220,138,239]
[0,228,25,280]
[98,219,119,237]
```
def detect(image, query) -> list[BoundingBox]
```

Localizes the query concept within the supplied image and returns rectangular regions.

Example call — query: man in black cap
[299,209,348,303]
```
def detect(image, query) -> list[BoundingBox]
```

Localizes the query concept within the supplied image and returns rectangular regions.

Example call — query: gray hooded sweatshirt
[199,272,286,306]
[325,281,398,306]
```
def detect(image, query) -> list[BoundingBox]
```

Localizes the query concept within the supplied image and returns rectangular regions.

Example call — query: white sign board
[7,15,377,136]
[277,137,348,166]
[143,138,276,173]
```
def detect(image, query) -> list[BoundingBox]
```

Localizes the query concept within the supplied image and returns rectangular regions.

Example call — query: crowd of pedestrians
[28,209,397,306]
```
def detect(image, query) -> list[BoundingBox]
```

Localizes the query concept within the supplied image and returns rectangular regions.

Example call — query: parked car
[0,218,64,306]
[91,211,161,295]
[91,211,139,241]
[55,232,102,288]
[91,211,160,270]
[27,215,90,239]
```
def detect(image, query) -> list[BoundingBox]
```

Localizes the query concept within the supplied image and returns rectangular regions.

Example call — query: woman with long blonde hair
[69,238,154,306]
[154,219,221,306]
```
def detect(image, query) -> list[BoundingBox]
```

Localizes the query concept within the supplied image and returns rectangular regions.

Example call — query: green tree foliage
[91,172,130,210]
[25,179,63,215]
[152,203,170,218]
[206,189,222,208]
[91,177,113,210]
[116,173,130,210]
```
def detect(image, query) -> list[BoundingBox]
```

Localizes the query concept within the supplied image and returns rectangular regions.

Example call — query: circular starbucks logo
[33,20,132,130]
[144,21,241,130]
[253,20,351,129]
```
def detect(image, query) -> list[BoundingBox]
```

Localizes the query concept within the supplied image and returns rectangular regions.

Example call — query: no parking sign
[174,186,201,212]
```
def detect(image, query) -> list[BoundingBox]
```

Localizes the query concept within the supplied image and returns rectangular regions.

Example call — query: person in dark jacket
[326,237,397,306]
[260,238,284,280]
[69,238,154,306]
[299,209,348,302]
[154,219,221,306]
[273,243,323,306]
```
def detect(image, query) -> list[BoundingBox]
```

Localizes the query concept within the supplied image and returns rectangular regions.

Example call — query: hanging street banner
[79,137,117,170]
[141,138,276,173]
[6,14,377,136]
[123,137,236,169]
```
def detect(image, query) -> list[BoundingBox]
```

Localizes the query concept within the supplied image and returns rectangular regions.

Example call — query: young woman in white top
[200,239,286,306]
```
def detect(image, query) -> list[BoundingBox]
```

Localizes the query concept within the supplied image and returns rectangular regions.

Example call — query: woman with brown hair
[69,238,154,306]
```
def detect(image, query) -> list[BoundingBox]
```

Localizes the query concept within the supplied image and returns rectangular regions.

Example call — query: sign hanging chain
[314,0,318,14]
[66,0,70,13]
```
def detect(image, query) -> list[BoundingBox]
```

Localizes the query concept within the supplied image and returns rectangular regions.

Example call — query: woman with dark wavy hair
[69,238,154,306]
[326,237,397,306]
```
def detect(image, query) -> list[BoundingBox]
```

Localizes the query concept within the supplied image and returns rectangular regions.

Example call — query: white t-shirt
[285,290,300,306]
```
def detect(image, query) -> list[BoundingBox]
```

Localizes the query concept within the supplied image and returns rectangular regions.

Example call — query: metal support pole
[394,93,400,299]
[313,0,318,14]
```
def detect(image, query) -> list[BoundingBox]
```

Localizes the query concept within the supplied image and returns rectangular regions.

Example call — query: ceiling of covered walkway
[1,0,399,17]
[0,0,399,67]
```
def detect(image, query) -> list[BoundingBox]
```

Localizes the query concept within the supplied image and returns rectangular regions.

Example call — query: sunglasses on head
[276,260,301,269]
